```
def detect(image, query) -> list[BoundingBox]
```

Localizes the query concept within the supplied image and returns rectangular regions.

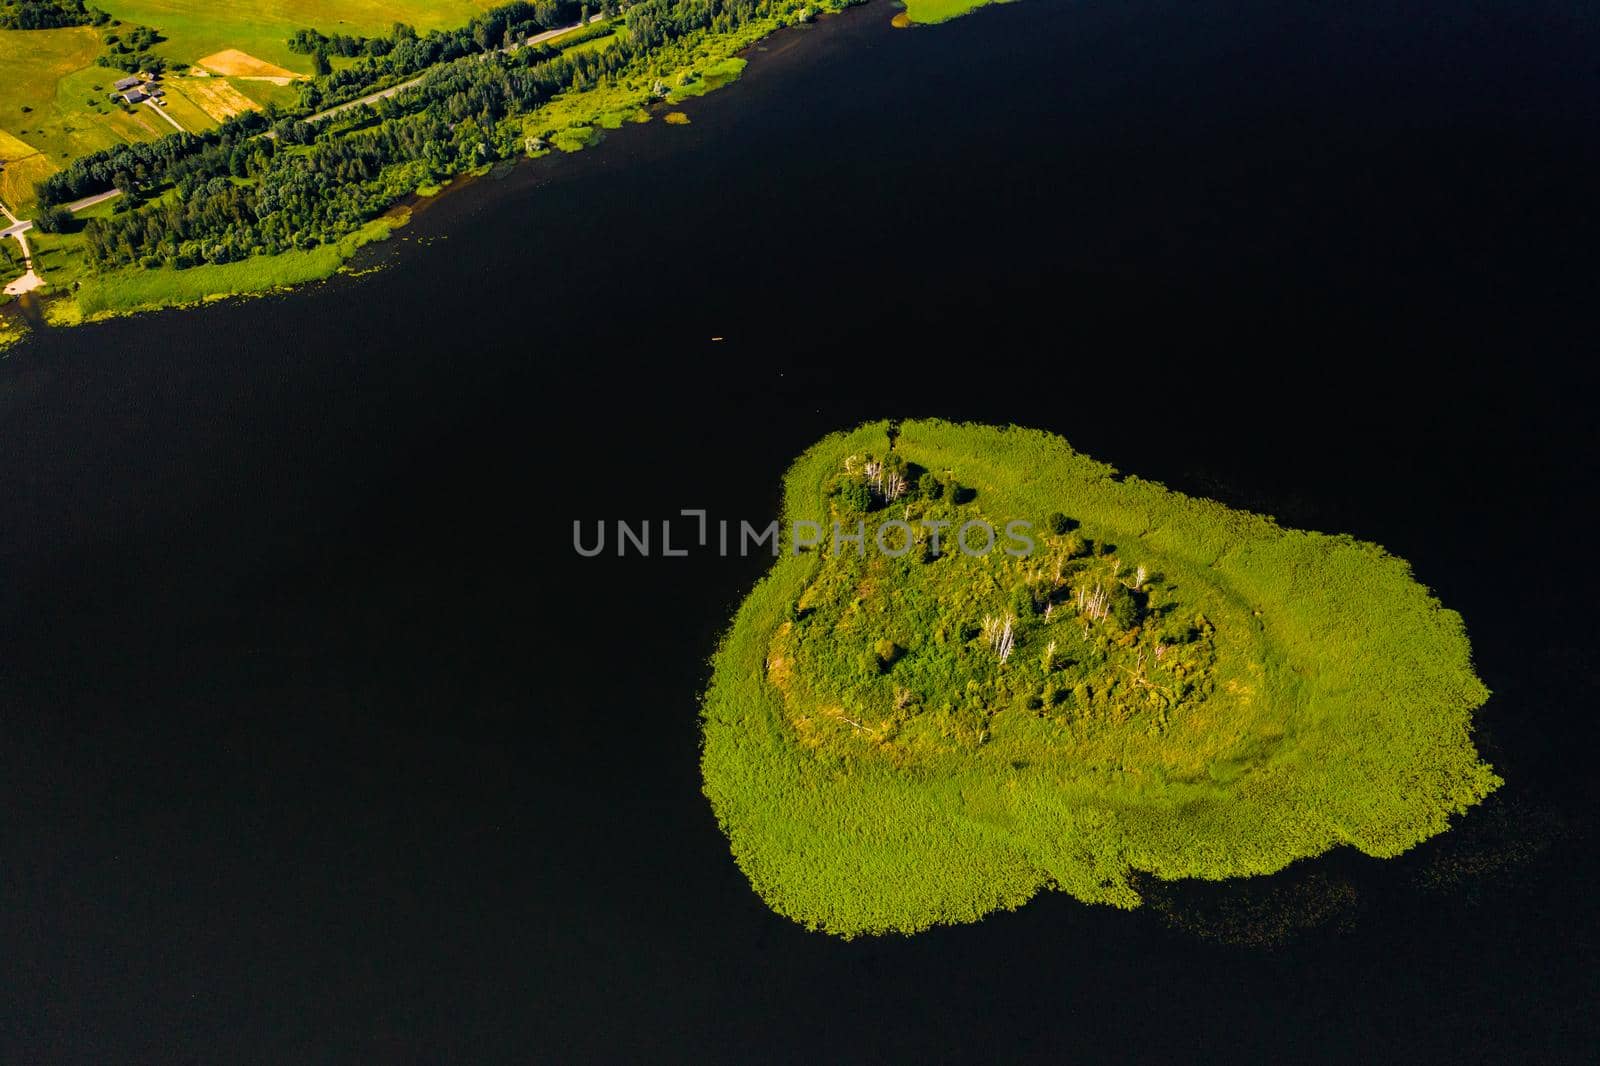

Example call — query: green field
[0,26,139,208]
[562,31,618,57]
[95,0,501,72]
[229,76,302,112]
[1,135,61,214]
[701,421,1500,936]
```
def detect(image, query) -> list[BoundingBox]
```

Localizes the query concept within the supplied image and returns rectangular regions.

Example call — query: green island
[700,421,1500,936]
[0,0,1001,347]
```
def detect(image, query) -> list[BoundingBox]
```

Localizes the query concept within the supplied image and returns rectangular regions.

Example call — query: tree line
[293,1,600,113]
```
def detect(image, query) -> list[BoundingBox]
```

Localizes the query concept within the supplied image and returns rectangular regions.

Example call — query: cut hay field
[151,87,218,132]
[0,129,57,212]
[193,48,300,79]
[0,154,57,214]
[173,76,263,123]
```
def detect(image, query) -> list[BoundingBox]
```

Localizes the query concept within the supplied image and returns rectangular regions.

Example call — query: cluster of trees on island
[779,449,1217,755]
[30,0,823,272]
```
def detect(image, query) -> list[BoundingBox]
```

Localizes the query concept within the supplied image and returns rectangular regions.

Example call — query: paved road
[303,14,607,126]
[0,199,40,294]
[4,186,124,294]
[0,189,125,240]
[65,189,123,213]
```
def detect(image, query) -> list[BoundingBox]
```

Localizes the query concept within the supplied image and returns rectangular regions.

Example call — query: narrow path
[0,189,125,241]
[1,189,124,295]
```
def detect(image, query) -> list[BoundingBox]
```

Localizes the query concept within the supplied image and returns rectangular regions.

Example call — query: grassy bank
[700,421,1500,936]
[58,213,402,322]
[525,29,766,144]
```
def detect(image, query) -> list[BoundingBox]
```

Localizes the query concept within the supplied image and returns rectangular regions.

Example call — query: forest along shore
[5,0,881,329]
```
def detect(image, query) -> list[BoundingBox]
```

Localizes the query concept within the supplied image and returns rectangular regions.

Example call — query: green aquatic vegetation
[898,0,1013,26]
[550,125,598,152]
[700,421,1500,936]
[667,57,748,100]
[0,310,27,350]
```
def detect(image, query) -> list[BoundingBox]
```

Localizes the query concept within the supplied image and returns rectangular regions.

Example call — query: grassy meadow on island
[0,0,1002,343]
[700,421,1501,937]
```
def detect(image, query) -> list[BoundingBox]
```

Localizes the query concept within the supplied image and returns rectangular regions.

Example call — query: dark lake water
[3,1,1597,1060]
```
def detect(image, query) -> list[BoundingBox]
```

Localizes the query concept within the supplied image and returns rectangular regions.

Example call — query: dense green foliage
[69,213,397,317]
[288,2,590,111]
[94,22,166,74]
[700,421,1500,936]
[36,115,267,206]
[31,203,74,233]
[0,0,104,30]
